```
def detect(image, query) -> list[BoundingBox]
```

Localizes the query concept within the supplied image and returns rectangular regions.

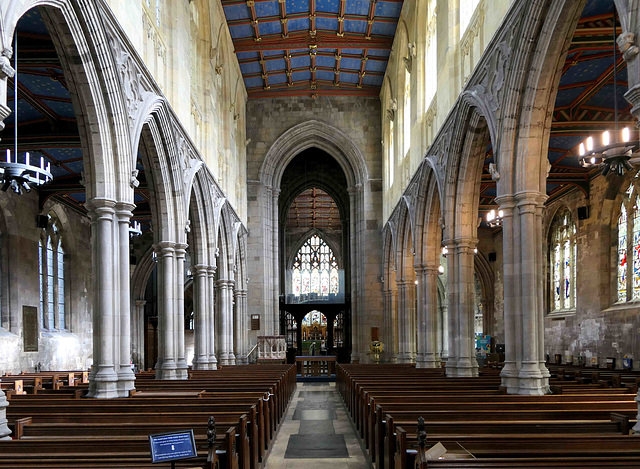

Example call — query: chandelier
[486,209,504,228]
[128,221,142,237]
[577,12,638,176]
[1,31,53,194]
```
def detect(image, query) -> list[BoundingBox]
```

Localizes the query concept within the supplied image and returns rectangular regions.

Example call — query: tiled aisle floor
[264,382,372,469]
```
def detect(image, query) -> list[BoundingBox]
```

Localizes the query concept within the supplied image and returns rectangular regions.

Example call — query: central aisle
[265,382,371,469]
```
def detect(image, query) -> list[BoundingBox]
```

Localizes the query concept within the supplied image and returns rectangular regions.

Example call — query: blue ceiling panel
[559,56,613,87]
[228,24,254,39]
[42,100,74,119]
[64,160,85,173]
[373,50,391,58]
[342,49,364,55]
[547,150,567,164]
[263,50,285,57]
[255,1,280,17]
[18,74,69,98]
[237,51,259,61]
[317,70,334,82]
[550,135,583,151]
[341,58,362,70]
[372,21,398,37]
[345,0,372,16]
[376,1,403,18]
[483,187,497,198]
[5,100,41,125]
[554,86,588,108]
[316,17,339,31]
[240,61,262,75]
[244,77,264,89]
[580,0,615,18]
[270,74,288,85]
[318,0,340,14]
[363,74,382,87]
[340,72,359,84]
[293,70,311,82]
[17,9,48,35]
[42,148,82,162]
[258,21,281,37]
[287,17,310,32]
[286,0,310,15]
[344,19,367,34]
[316,55,335,68]
[266,58,287,71]
[585,83,630,110]
[222,5,251,21]
[366,60,387,72]
[134,193,146,204]
[291,55,310,69]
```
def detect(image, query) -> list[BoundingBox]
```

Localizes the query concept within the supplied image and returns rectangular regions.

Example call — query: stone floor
[264,382,372,469]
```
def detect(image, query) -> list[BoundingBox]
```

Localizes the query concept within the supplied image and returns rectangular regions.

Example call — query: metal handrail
[247,343,259,364]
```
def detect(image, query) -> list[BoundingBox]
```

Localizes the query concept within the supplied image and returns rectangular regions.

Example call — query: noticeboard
[148,429,197,464]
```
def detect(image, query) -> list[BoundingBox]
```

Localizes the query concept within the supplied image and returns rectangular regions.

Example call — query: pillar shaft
[235,288,248,364]
[396,280,412,363]
[444,242,458,376]
[417,265,439,368]
[455,240,478,377]
[115,204,135,396]
[174,244,188,379]
[192,265,209,370]
[87,199,118,398]
[156,242,177,379]
[207,267,218,369]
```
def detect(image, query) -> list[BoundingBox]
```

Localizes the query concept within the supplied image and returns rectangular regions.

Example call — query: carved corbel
[618,32,639,61]
[0,50,15,134]
[387,98,397,121]
[130,169,140,189]
[488,162,500,181]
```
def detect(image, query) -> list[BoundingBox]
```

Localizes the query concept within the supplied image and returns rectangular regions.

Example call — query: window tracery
[617,175,640,303]
[549,208,576,312]
[39,217,66,330]
[292,235,339,298]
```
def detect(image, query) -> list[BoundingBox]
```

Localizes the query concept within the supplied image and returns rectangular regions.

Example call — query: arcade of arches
[5,0,640,439]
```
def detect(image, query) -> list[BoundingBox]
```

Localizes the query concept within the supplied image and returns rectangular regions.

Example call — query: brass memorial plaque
[23,306,38,352]
[251,314,260,331]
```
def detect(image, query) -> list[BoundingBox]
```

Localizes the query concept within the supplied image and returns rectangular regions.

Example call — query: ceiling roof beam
[247,88,379,98]
[8,77,58,127]
[233,32,393,52]
[569,56,626,115]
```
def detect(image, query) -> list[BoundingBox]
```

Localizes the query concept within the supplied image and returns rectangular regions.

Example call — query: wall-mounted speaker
[488,252,497,262]
[37,215,48,229]
[577,206,589,220]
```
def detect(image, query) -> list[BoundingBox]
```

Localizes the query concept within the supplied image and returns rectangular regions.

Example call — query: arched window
[388,116,395,188]
[617,176,640,303]
[403,68,411,157]
[549,208,576,312]
[292,235,339,298]
[39,216,66,330]
[460,0,481,38]
[424,0,437,108]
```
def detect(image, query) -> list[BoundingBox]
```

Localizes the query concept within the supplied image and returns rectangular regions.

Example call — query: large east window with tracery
[549,208,576,313]
[291,235,339,299]
[617,175,640,303]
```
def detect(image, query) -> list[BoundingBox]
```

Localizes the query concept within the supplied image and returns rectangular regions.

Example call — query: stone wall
[0,193,92,374]
[543,173,640,369]
[245,96,384,359]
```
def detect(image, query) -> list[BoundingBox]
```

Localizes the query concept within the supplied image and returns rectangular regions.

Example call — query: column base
[192,356,210,370]
[350,351,361,363]
[445,357,458,376]
[396,352,414,364]
[515,377,549,395]
[500,361,520,394]
[0,391,11,440]
[87,366,119,398]
[228,353,236,365]
[176,359,189,379]
[209,355,218,370]
[236,354,248,365]
[155,358,178,380]
[455,359,477,377]
[117,367,136,397]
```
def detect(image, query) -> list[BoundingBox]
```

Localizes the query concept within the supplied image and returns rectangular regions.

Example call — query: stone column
[348,185,362,363]
[174,243,188,379]
[192,265,209,370]
[270,188,280,335]
[535,194,551,389]
[217,279,235,365]
[415,266,427,367]
[115,204,136,396]
[155,242,177,379]
[132,300,146,370]
[235,288,248,364]
[0,52,15,134]
[497,196,519,392]
[87,199,118,398]
[420,265,440,368]
[455,239,479,377]
[408,280,417,360]
[515,192,545,394]
[227,280,236,364]
[382,286,394,362]
[396,280,412,363]
[0,51,13,433]
[444,241,458,376]
[207,266,218,369]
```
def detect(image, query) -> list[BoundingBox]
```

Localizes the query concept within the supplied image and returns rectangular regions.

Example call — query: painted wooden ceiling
[221,0,404,98]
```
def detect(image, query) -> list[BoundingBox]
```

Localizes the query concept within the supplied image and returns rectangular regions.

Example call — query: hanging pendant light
[577,12,640,176]
[0,30,53,194]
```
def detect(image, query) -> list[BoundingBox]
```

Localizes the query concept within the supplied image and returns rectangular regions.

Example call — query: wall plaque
[251,314,260,330]
[23,306,38,352]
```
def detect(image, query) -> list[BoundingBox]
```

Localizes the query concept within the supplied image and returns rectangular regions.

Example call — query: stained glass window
[388,119,394,188]
[292,235,339,298]
[39,217,66,330]
[303,311,327,326]
[404,69,411,157]
[549,209,576,312]
[619,204,628,302]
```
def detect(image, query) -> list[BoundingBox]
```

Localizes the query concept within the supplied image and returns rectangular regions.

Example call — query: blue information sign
[149,429,197,464]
